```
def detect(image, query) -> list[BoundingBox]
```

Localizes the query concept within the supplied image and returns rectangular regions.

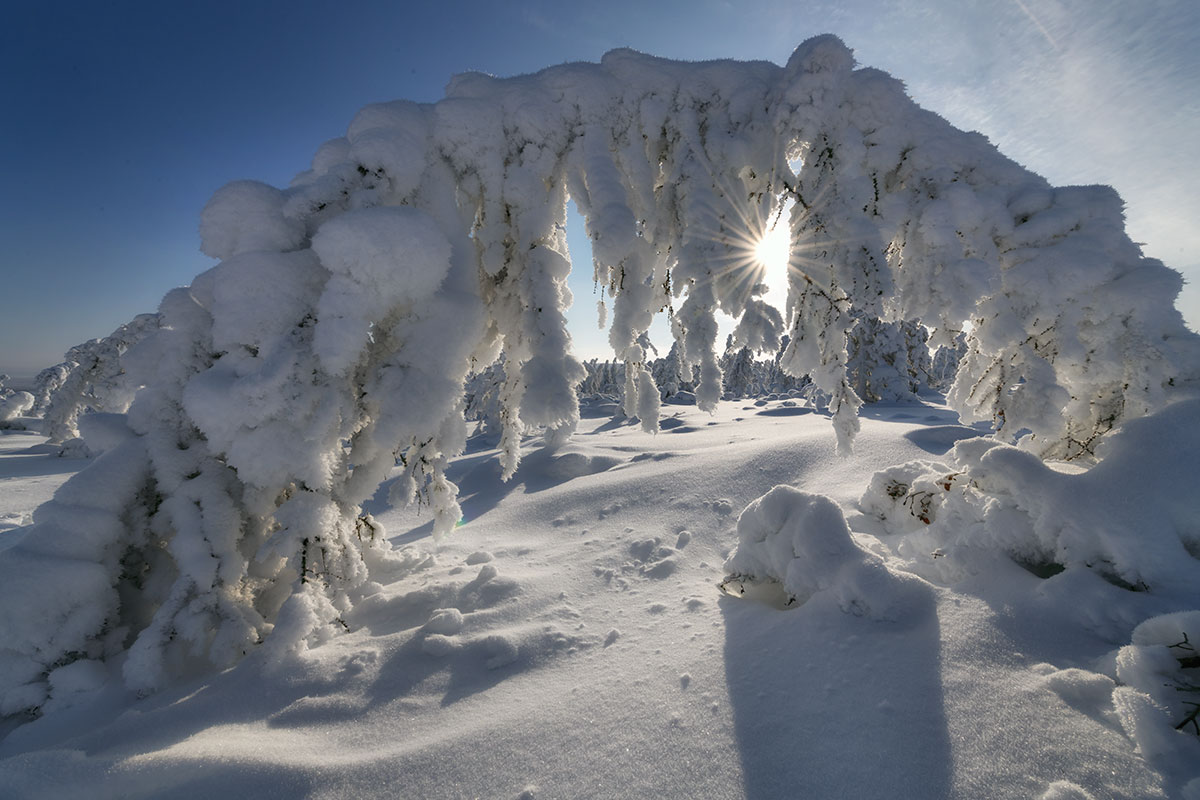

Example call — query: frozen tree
[651,341,691,399]
[31,364,71,415]
[40,314,160,446]
[843,313,930,403]
[722,346,758,399]
[3,35,1198,715]
[928,332,967,392]
[463,357,507,439]
[579,359,625,397]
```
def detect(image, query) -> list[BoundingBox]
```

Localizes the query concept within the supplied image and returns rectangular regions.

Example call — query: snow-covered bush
[1104,611,1200,783]
[722,486,928,619]
[0,390,34,426]
[3,35,1198,715]
[856,398,1200,594]
[1114,613,1200,737]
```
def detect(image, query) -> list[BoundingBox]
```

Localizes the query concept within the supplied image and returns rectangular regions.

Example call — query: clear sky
[2,0,1197,376]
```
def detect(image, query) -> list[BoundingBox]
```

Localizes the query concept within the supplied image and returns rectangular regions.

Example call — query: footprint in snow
[710,499,734,515]
[626,537,679,579]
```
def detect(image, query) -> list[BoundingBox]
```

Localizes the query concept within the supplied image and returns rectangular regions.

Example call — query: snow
[310,205,453,375]
[2,397,1198,797]
[3,34,1200,798]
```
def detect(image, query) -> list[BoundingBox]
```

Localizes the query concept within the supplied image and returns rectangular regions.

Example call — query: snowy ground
[0,397,1196,799]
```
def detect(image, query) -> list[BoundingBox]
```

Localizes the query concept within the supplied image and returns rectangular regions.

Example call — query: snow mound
[724,485,928,620]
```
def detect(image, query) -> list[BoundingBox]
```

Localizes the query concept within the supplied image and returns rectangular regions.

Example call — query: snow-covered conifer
[843,313,929,403]
[40,314,160,446]
[722,344,761,400]
[31,363,71,415]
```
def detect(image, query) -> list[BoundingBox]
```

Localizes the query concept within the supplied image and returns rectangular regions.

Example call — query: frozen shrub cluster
[856,399,1200,594]
[2,35,1198,714]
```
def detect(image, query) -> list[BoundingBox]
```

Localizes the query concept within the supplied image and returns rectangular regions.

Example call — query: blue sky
[2,0,1197,376]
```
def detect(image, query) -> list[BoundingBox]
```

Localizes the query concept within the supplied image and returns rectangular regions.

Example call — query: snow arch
[2,36,1197,714]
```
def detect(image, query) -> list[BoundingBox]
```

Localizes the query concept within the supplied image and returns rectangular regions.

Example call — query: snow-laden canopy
[2,36,1197,716]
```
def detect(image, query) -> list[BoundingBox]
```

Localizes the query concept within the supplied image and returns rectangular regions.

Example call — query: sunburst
[754,217,792,281]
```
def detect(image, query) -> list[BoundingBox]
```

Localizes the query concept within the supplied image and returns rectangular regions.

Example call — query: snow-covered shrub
[723,486,927,619]
[857,398,1200,594]
[0,390,34,426]
[3,34,1198,714]
[1105,611,1200,781]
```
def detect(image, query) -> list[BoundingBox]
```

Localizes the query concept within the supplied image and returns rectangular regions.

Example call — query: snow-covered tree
[579,359,625,398]
[39,313,160,446]
[463,356,507,439]
[0,383,34,428]
[928,332,967,392]
[30,363,71,416]
[651,341,690,399]
[2,35,1197,716]
[722,345,759,399]
[843,313,930,403]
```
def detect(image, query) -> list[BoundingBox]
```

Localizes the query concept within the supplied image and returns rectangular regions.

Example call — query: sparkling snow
[2,398,1197,798]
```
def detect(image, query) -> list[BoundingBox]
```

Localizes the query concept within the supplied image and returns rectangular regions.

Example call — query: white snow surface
[2,398,1197,798]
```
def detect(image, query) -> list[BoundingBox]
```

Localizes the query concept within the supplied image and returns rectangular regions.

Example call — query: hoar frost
[3,35,1198,716]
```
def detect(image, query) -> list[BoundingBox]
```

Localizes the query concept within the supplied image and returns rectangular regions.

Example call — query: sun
[754,220,791,287]
[755,223,790,271]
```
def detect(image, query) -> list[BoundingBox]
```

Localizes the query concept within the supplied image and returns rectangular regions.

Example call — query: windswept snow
[2,398,1197,798]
